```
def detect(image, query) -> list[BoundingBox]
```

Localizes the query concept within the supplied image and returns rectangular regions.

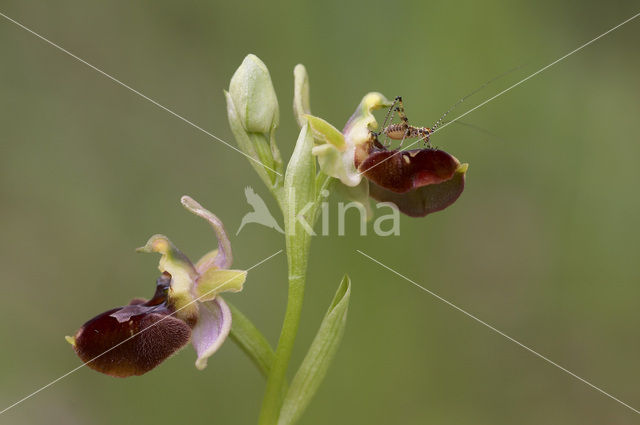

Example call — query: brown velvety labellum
[359,149,459,193]
[369,170,465,217]
[73,304,191,377]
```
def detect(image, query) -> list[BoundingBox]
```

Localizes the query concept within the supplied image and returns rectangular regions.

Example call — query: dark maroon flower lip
[67,196,243,376]
[358,148,460,194]
[71,273,191,378]
[368,169,466,217]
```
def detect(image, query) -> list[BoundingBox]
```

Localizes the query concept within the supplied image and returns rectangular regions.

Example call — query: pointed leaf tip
[277,275,351,425]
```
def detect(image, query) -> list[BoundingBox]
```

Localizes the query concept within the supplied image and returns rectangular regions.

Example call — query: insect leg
[380,96,402,146]
[393,97,413,147]
[380,96,400,130]
[394,97,410,128]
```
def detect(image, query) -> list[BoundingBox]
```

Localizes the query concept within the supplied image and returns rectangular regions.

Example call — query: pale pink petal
[181,196,233,271]
[191,297,232,370]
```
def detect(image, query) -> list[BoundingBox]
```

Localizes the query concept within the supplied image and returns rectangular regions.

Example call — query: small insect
[371,96,438,149]
[371,65,524,149]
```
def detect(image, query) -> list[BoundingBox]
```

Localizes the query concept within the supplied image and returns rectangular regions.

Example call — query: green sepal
[226,90,281,190]
[229,54,279,134]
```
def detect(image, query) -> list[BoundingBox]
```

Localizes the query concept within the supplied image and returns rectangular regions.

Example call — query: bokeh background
[1,1,639,424]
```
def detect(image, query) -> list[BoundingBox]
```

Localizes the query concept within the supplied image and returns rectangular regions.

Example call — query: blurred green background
[1,1,639,424]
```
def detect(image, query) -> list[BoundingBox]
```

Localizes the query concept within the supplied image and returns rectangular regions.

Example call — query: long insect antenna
[445,119,511,144]
[430,64,526,132]
[442,120,509,143]
[380,96,401,131]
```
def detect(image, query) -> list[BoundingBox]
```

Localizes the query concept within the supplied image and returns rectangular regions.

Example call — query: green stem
[258,173,334,424]
[258,227,311,425]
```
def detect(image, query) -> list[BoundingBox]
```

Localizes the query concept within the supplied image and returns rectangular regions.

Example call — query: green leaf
[227,301,276,378]
[277,275,351,425]
[284,124,316,236]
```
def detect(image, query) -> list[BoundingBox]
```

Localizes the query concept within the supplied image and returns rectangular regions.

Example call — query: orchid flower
[306,93,469,217]
[66,196,247,377]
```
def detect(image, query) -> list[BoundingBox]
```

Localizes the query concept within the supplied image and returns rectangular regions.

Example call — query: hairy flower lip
[67,196,247,377]
[368,163,467,217]
[71,286,192,378]
[358,148,461,194]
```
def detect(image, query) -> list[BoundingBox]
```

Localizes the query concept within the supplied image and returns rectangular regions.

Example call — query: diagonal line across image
[357,11,640,178]
[0,250,283,416]
[357,249,639,415]
[0,11,283,177]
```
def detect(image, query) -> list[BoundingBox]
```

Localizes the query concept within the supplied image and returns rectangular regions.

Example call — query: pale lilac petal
[181,196,233,270]
[195,249,220,275]
[191,297,232,370]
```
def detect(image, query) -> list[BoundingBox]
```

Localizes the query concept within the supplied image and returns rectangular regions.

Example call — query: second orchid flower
[67,196,247,376]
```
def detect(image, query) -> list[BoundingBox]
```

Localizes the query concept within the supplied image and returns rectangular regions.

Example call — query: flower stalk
[259,119,317,423]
